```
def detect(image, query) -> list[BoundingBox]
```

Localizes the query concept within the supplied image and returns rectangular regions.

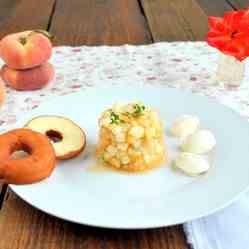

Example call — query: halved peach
[25,116,86,160]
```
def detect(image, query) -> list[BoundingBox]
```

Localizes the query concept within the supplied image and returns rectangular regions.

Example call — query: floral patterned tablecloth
[1,42,249,131]
[1,42,249,249]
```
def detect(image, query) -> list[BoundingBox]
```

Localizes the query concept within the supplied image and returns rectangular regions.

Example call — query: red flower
[207,9,249,61]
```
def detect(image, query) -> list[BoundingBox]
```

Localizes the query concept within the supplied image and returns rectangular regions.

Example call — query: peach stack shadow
[0,30,54,91]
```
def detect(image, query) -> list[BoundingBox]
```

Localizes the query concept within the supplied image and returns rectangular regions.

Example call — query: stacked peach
[0,30,54,93]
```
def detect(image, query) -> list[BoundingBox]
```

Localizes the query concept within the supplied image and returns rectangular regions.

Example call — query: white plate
[10,85,249,229]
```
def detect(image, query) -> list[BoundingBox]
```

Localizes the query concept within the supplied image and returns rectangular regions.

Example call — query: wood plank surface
[49,0,152,46]
[225,0,249,9]
[0,190,189,249]
[0,0,235,248]
[196,0,233,15]
[0,184,7,210]
[140,0,233,41]
[0,0,55,39]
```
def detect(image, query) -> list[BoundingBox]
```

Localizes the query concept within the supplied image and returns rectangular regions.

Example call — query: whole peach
[1,62,54,91]
[0,79,6,107]
[0,30,52,70]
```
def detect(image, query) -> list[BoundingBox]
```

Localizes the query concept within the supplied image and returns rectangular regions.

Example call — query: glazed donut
[25,116,86,160]
[0,128,56,184]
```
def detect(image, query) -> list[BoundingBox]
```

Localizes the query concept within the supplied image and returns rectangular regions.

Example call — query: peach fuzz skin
[0,31,52,70]
[1,62,54,91]
[0,79,5,107]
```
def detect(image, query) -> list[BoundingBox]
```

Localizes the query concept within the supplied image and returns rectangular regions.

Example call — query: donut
[25,116,86,160]
[0,128,56,184]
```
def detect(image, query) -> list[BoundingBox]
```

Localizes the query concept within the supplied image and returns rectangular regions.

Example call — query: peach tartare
[96,102,167,171]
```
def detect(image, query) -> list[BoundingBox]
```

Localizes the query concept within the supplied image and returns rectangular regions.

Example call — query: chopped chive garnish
[110,112,124,124]
[133,104,146,117]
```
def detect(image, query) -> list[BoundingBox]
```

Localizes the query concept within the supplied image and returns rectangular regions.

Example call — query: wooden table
[0,0,247,248]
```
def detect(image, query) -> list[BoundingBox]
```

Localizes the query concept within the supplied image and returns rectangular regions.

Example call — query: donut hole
[10,145,31,160]
[11,151,29,159]
[46,130,63,143]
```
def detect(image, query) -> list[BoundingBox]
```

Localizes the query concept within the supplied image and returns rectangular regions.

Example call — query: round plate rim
[8,85,249,229]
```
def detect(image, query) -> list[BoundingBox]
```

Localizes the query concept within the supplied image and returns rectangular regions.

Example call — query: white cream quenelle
[169,115,200,138]
[173,152,210,176]
[181,129,216,154]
